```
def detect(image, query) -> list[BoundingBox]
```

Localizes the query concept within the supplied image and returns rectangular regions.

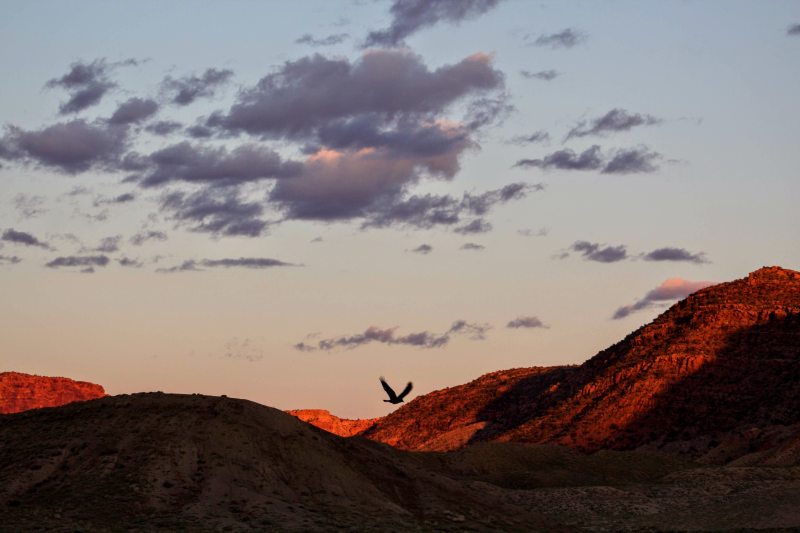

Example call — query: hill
[0,372,105,414]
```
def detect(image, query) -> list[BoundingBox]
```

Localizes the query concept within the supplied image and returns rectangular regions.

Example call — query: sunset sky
[1,0,798,418]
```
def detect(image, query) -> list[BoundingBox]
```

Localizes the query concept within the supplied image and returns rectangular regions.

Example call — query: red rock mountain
[309,266,800,461]
[286,409,379,437]
[0,372,106,414]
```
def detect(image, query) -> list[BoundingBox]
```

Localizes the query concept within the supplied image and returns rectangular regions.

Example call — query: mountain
[7,392,800,531]
[0,372,106,414]
[356,266,800,461]
[286,409,378,437]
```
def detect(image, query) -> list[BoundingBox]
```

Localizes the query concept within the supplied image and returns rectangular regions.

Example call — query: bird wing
[380,377,397,400]
[397,382,413,400]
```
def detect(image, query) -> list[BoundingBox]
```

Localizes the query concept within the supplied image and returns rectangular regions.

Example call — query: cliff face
[285,409,379,437]
[362,266,800,459]
[0,372,106,414]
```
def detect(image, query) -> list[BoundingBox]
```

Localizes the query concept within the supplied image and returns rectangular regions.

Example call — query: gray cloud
[160,188,270,237]
[117,257,143,268]
[509,130,550,145]
[568,240,628,263]
[410,244,433,254]
[93,192,135,207]
[295,319,490,352]
[45,59,116,114]
[108,97,159,125]
[130,230,167,246]
[565,108,661,141]
[91,235,122,253]
[642,247,709,264]
[507,316,547,329]
[2,228,52,250]
[460,242,485,251]
[133,141,301,187]
[529,28,586,48]
[45,255,109,269]
[13,194,47,219]
[454,218,492,234]
[185,124,214,139]
[364,0,504,47]
[1,120,128,174]
[295,33,349,46]
[520,69,559,81]
[0,255,22,265]
[157,256,295,273]
[787,24,800,36]
[613,278,715,319]
[145,120,183,136]
[162,68,233,106]
[514,145,661,174]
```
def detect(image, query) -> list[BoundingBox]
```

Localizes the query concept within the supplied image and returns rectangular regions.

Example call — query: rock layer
[0,372,106,414]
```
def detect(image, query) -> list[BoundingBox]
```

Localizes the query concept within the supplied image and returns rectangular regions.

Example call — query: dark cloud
[364,0,504,47]
[454,218,492,234]
[45,59,116,114]
[460,242,485,251]
[157,257,295,273]
[514,145,661,174]
[212,50,503,138]
[787,24,800,36]
[129,230,167,246]
[568,240,628,263]
[93,192,135,207]
[529,28,586,48]
[0,255,22,265]
[295,33,349,46]
[613,278,715,319]
[117,257,143,268]
[565,108,661,141]
[1,120,128,174]
[185,124,214,139]
[509,130,550,145]
[45,255,109,269]
[410,244,433,254]
[162,68,233,106]
[1,228,52,249]
[134,142,301,187]
[520,69,559,81]
[295,319,490,352]
[13,194,47,219]
[108,98,159,125]
[91,235,122,253]
[160,188,269,237]
[506,316,547,329]
[145,120,183,136]
[642,247,709,264]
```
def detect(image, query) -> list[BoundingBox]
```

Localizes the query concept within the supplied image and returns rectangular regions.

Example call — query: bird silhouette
[380,377,413,404]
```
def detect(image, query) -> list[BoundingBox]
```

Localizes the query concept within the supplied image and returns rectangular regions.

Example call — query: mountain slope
[362,266,800,459]
[285,409,378,437]
[0,372,105,414]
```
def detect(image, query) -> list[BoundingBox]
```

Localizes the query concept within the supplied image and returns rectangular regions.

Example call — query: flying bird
[380,377,413,404]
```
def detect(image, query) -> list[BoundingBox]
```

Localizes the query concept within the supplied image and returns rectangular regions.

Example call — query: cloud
[460,242,485,251]
[108,97,159,125]
[520,69,559,81]
[514,145,661,174]
[612,278,715,319]
[160,188,270,237]
[568,240,628,263]
[565,108,661,141]
[162,68,233,106]
[223,337,264,362]
[787,24,800,36]
[132,141,302,187]
[157,257,296,273]
[0,255,22,265]
[517,227,548,237]
[506,316,547,329]
[410,244,433,254]
[364,0,504,47]
[1,228,52,249]
[529,28,586,48]
[295,319,490,352]
[641,247,709,264]
[117,257,143,268]
[1,120,128,174]
[12,194,47,219]
[509,131,550,145]
[93,192,135,207]
[454,218,492,234]
[90,235,122,253]
[130,230,167,246]
[295,33,349,46]
[45,255,110,269]
[145,120,183,136]
[45,59,117,114]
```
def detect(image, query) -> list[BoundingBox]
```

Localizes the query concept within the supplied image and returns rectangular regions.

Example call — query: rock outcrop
[285,409,378,437]
[0,372,106,414]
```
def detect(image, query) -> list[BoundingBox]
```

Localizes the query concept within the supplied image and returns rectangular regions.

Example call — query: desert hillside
[0,372,105,414]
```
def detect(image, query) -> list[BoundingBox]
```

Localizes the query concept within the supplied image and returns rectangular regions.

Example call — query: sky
[1,0,798,418]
